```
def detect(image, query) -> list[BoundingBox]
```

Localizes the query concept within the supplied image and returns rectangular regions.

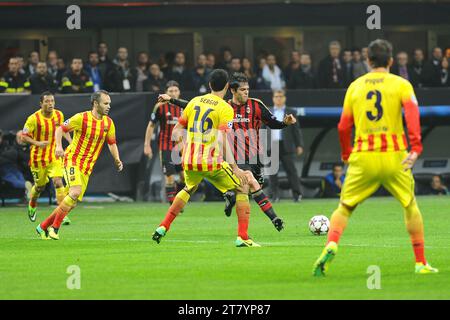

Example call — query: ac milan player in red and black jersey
[160,73,297,231]
[144,81,185,205]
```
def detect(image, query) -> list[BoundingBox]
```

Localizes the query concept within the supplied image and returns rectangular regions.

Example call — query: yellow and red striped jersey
[338,71,422,160]
[23,109,64,169]
[178,93,234,171]
[62,111,116,175]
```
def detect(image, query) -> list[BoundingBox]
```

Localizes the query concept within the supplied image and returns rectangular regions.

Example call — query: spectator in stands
[323,163,345,198]
[206,53,216,70]
[26,51,40,77]
[60,58,94,94]
[262,54,285,90]
[0,130,31,197]
[216,47,233,70]
[391,51,419,87]
[254,56,271,90]
[134,52,150,92]
[361,46,371,72]
[428,175,449,195]
[269,89,304,202]
[287,53,316,89]
[284,50,301,83]
[191,65,209,94]
[16,54,26,76]
[342,48,354,87]
[351,48,368,79]
[439,57,450,87]
[229,57,242,73]
[318,41,345,88]
[97,41,115,89]
[0,57,30,94]
[242,57,257,89]
[112,47,136,92]
[422,46,443,87]
[46,50,59,79]
[196,54,211,75]
[143,63,167,92]
[411,48,425,87]
[29,62,58,94]
[56,57,66,85]
[85,51,103,92]
[165,51,192,90]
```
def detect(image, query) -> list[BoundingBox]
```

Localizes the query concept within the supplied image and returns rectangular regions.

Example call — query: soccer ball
[308,215,330,235]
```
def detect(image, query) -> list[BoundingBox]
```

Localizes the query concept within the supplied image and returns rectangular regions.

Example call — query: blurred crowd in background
[1,40,450,95]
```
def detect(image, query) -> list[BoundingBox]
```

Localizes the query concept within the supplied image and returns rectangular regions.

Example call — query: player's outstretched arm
[108,143,123,172]
[157,94,189,108]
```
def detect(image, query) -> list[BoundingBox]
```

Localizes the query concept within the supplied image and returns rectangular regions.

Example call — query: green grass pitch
[1,196,449,300]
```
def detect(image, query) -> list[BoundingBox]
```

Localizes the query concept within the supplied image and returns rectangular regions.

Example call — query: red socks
[236,201,250,240]
[160,197,186,231]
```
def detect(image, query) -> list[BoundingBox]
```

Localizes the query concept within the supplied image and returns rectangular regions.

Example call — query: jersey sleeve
[178,99,194,128]
[22,116,35,138]
[337,83,355,161]
[61,113,83,133]
[218,102,235,131]
[106,118,117,145]
[150,104,162,125]
[401,80,422,154]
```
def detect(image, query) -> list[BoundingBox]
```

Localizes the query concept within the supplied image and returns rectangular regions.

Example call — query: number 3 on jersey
[366,90,383,121]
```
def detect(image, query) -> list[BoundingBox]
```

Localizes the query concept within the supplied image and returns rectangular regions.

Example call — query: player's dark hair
[91,90,110,106]
[368,39,393,68]
[229,72,248,90]
[165,80,180,91]
[209,69,229,92]
[40,91,54,103]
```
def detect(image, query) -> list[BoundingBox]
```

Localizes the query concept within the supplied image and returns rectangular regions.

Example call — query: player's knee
[52,178,64,188]
[166,175,175,185]
[69,187,82,200]
[339,202,355,216]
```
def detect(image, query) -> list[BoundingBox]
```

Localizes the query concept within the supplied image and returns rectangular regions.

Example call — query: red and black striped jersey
[150,102,184,151]
[228,98,286,163]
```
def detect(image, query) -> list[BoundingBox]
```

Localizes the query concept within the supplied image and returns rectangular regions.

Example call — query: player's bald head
[368,39,393,69]
[91,90,111,116]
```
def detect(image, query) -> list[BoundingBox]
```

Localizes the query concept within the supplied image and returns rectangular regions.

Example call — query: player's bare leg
[52,177,71,225]
[404,199,438,274]
[313,202,353,276]
[152,187,195,244]
[28,184,45,222]
[36,185,79,240]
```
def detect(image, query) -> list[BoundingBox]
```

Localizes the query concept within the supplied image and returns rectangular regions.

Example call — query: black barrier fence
[1,88,450,199]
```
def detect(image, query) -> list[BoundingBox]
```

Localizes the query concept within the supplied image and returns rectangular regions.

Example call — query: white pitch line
[0,237,448,249]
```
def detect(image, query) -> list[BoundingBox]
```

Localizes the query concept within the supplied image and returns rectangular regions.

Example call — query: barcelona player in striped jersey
[36,90,123,240]
[22,92,72,223]
[313,39,438,276]
[152,69,275,247]
[159,72,296,231]
[144,81,185,205]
